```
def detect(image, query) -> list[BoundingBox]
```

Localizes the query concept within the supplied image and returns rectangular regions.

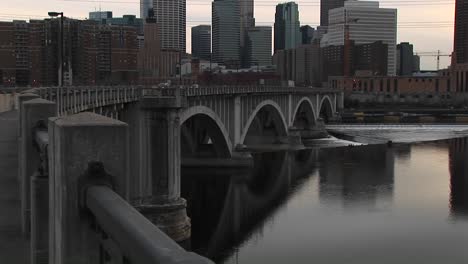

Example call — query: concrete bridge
[8,85,342,264]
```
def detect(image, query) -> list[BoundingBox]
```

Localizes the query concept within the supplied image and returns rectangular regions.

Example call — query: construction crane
[328,10,359,76]
[415,50,451,70]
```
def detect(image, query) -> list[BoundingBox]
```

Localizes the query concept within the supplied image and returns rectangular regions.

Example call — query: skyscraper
[274,2,301,52]
[246,26,272,67]
[153,0,186,53]
[454,0,468,64]
[212,0,241,68]
[141,0,153,19]
[240,0,255,47]
[192,25,211,61]
[300,25,315,45]
[324,0,397,75]
[397,42,414,76]
[320,0,345,27]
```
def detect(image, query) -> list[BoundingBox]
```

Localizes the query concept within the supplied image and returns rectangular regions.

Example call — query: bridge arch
[180,106,232,158]
[291,97,317,128]
[240,100,289,145]
[319,95,335,123]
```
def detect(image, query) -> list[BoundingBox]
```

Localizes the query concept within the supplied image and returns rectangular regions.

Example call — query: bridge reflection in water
[182,140,468,263]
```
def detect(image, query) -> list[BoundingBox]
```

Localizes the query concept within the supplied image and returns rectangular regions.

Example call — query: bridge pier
[136,96,191,245]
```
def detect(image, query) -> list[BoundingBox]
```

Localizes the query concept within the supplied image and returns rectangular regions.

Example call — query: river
[182,127,468,264]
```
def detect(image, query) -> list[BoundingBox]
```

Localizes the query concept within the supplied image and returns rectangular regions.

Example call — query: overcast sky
[1,0,455,70]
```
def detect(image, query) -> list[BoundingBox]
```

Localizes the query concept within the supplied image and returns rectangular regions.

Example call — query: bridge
[3,85,342,264]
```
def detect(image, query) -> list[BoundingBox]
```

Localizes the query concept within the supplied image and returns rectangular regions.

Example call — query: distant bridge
[12,85,342,264]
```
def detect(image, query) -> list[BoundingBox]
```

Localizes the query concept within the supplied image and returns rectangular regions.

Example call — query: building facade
[273,44,321,86]
[212,0,241,68]
[325,0,397,75]
[454,0,468,64]
[320,0,345,27]
[89,11,113,21]
[397,42,415,76]
[141,0,153,19]
[246,26,272,67]
[274,2,301,52]
[0,18,138,87]
[191,25,211,61]
[153,0,186,53]
[300,25,315,45]
[329,74,452,105]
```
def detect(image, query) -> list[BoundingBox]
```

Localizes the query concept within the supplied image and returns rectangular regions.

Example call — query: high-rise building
[141,0,153,19]
[397,42,414,76]
[89,11,113,21]
[192,25,211,61]
[320,0,345,27]
[324,0,397,75]
[153,0,186,53]
[454,0,468,64]
[413,55,421,72]
[212,0,241,68]
[240,0,255,48]
[246,26,272,67]
[300,25,315,45]
[274,2,301,52]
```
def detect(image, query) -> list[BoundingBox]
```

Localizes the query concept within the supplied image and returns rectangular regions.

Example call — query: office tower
[274,2,301,52]
[89,11,113,22]
[300,25,315,44]
[454,0,468,64]
[325,0,397,75]
[397,42,414,76]
[246,26,272,67]
[320,0,345,27]
[153,0,186,53]
[240,0,255,47]
[212,0,241,68]
[141,0,153,19]
[192,25,211,61]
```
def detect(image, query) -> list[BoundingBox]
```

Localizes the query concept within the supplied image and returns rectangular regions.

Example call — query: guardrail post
[19,97,54,235]
[48,112,129,264]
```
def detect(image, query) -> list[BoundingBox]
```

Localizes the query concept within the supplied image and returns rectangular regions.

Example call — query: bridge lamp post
[48,12,64,87]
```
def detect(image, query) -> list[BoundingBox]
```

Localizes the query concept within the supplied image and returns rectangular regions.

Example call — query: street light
[48,11,64,87]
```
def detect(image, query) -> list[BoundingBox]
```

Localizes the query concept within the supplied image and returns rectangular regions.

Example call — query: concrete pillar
[136,96,190,244]
[31,173,48,264]
[19,98,55,235]
[48,112,129,264]
[233,96,242,149]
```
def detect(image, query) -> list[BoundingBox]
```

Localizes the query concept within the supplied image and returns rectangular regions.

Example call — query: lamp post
[48,12,64,87]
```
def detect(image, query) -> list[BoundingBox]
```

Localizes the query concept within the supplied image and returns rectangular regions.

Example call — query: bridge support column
[137,97,191,245]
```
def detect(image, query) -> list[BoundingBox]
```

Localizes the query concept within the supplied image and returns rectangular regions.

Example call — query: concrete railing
[0,88,26,113]
[17,95,213,264]
[86,185,211,264]
[19,86,341,116]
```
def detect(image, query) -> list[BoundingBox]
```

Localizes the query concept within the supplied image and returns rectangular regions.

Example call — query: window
[435,79,439,93]
[386,79,391,92]
[447,79,451,92]
[380,79,384,92]
[394,79,398,93]
[370,80,374,91]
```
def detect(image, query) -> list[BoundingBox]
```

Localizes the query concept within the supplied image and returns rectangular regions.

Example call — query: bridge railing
[30,86,142,116]
[86,185,211,264]
[17,85,341,116]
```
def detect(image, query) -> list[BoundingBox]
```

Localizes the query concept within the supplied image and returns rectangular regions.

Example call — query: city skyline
[0,0,455,70]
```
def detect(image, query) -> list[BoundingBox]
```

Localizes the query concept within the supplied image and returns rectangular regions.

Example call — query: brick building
[0,18,138,87]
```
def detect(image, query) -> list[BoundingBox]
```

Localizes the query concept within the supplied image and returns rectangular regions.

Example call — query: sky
[1,0,455,70]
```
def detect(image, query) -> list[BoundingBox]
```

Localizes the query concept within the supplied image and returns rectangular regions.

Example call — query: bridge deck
[0,110,29,264]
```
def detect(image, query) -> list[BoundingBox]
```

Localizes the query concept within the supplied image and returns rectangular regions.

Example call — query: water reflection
[318,145,395,210]
[449,138,468,218]
[184,140,468,264]
[182,150,319,262]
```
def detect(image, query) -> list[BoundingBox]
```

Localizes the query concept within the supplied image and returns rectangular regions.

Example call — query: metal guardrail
[86,186,213,264]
